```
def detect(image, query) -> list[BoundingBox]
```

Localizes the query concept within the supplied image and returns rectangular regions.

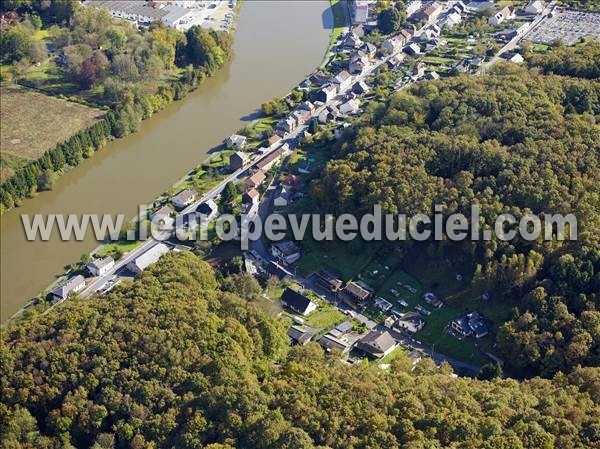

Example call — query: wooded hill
[2,252,599,449]
[309,47,600,377]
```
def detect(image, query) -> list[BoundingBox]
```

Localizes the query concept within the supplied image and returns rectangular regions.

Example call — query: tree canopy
[310,64,600,377]
[2,252,599,449]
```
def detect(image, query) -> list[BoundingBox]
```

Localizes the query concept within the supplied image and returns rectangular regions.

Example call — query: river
[0,0,333,320]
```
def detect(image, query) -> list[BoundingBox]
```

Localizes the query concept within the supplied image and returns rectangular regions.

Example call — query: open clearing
[0,86,104,182]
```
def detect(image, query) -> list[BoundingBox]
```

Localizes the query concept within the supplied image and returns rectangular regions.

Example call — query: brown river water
[1,0,332,320]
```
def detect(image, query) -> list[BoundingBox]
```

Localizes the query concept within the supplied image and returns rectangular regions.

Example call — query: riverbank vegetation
[0,2,234,213]
[2,252,599,449]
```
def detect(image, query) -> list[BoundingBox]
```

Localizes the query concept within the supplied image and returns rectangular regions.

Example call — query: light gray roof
[357,330,396,355]
[335,321,354,333]
[173,188,196,203]
[85,1,170,20]
[318,334,350,352]
[87,256,114,271]
[52,275,85,299]
[162,4,191,23]
[85,1,191,23]
[131,243,169,272]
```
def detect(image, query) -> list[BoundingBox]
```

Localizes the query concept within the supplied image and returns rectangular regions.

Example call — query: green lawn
[533,44,550,53]
[96,239,143,259]
[297,239,382,280]
[378,346,407,366]
[306,306,346,329]
[277,285,345,331]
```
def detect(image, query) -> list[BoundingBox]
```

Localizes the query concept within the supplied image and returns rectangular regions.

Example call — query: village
[45,0,598,374]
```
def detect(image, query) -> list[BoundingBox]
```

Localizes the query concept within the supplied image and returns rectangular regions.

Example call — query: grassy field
[0,86,104,182]
[95,240,143,259]
[378,346,407,366]
[297,239,382,280]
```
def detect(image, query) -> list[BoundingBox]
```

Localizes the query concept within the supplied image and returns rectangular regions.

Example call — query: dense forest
[2,252,599,449]
[309,45,600,377]
[0,2,233,211]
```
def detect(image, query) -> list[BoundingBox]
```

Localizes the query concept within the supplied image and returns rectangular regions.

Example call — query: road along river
[1,0,332,320]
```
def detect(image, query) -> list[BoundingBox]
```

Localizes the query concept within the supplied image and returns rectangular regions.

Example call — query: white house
[404,43,422,56]
[86,256,115,277]
[281,288,318,316]
[503,52,524,63]
[444,11,462,28]
[196,198,219,223]
[172,188,197,210]
[332,70,353,93]
[420,26,441,41]
[524,0,545,14]
[488,6,516,25]
[339,98,361,115]
[226,134,247,149]
[128,243,170,274]
[273,186,291,208]
[352,79,370,95]
[51,275,85,301]
[387,53,405,68]
[382,36,404,54]
[276,115,297,134]
[316,84,338,103]
[272,241,301,265]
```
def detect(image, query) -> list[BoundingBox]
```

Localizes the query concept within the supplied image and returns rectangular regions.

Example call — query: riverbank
[6,0,346,324]
[1,1,333,321]
[0,2,239,215]
[320,0,350,68]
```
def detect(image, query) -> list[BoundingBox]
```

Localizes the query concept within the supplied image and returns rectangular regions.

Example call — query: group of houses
[289,309,399,361]
[282,285,399,361]
[410,1,444,25]
[275,101,316,136]
[50,254,118,301]
[442,1,467,29]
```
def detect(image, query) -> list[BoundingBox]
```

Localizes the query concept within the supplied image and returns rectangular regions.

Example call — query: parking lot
[178,1,236,31]
[526,9,600,45]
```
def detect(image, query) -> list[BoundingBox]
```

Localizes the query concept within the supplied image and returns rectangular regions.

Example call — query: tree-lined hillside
[2,253,599,449]
[311,64,600,377]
